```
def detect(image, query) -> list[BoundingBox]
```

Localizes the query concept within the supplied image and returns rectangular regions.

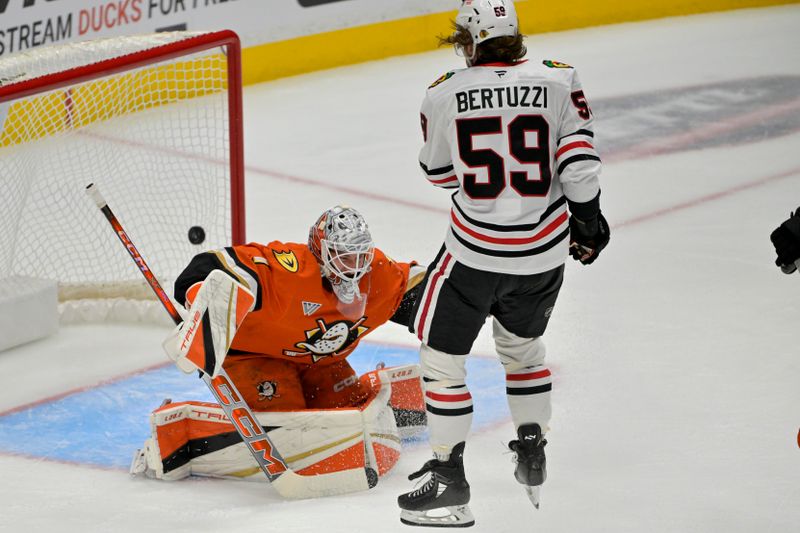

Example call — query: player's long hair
[439,23,526,65]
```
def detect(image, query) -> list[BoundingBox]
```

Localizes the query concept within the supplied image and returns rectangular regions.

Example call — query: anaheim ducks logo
[272,250,298,272]
[283,317,369,362]
[256,380,280,401]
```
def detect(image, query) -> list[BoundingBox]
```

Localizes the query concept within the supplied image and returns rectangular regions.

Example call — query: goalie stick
[86,182,367,498]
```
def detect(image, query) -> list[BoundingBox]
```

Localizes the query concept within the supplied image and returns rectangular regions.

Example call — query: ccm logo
[333,374,358,392]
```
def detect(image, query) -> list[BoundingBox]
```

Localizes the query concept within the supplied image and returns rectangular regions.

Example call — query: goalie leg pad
[138,377,402,497]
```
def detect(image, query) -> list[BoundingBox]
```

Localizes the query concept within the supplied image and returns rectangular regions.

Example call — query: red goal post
[0,30,245,324]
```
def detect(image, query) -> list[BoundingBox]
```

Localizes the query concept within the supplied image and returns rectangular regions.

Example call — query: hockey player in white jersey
[398,0,610,527]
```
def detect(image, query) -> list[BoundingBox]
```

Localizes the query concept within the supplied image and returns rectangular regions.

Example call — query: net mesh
[0,32,239,323]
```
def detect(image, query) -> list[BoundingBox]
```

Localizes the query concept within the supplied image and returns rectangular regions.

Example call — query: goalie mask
[454,0,519,65]
[309,205,375,305]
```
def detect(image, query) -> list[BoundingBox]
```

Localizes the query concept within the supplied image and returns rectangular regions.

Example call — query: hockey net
[0,31,245,325]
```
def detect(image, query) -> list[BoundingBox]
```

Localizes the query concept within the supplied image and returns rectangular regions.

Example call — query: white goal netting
[0,31,244,324]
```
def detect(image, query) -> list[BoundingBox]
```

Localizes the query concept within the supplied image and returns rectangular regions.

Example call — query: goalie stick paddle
[85,183,290,483]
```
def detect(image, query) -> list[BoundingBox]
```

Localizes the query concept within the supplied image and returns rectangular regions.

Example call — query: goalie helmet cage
[0,30,245,324]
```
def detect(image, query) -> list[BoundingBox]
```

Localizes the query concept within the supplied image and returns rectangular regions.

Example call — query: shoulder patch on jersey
[272,250,298,272]
[543,60,573,69]
[429,71,455,89]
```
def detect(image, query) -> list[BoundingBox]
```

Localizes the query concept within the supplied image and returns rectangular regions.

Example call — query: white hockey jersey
[419,58,601,274]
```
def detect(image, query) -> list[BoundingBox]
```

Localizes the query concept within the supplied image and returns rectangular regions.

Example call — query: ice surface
[1,6,798,532]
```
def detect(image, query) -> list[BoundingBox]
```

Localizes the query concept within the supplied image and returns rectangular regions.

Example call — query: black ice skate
[398,441,475,528]
[508,423,547,509]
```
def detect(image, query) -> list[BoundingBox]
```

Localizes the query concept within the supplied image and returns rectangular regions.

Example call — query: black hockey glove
[770,206,800,274]
[569,212,610,265]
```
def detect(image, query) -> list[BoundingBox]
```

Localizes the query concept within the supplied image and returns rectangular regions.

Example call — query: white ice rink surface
[1,6,799,532]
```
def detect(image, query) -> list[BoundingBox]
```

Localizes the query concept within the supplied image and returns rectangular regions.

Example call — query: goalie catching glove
[163,269,255,377]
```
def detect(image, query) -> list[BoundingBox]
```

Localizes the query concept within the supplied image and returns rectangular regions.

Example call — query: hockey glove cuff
[770,206,800,274]
[569,212,610,265]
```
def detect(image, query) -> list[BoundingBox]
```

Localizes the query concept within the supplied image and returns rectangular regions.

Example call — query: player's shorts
[223,356,371,411]
[410,245,564,355]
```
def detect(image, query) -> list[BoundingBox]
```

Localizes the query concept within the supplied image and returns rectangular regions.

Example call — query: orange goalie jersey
[176,241,410,363]
[173,240,412,411]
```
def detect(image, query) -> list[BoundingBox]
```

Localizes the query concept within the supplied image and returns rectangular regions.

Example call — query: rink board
[0,342,509,470]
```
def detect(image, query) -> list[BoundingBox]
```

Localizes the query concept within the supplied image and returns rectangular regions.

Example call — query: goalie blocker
[162,269,255,377]
[132,363,426,496]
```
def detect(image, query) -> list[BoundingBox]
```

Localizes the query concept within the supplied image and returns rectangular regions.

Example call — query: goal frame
[0,29,246,245]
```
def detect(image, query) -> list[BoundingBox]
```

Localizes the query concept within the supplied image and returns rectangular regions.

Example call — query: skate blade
[525,486,541,509]
[400,505,475,528]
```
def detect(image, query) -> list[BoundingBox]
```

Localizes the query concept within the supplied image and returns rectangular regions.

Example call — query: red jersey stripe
[416,253,452,341]
[426,391,472,402]
[556,140,594,159]
[450,210,568,245]
[429,175,458,184]
[507,369,551,381]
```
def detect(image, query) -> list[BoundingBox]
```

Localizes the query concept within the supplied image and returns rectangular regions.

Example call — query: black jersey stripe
[425,404,474,417]
[452,194,567,233]
[557,154,601,176]
[506,383,553,395]
[420,161,455,176]
[558,129,594,143]
[201,309,216,376]
[173,252,227,307]
[450,227,569,257]
[422,376,467,387]
[225,246,263,311]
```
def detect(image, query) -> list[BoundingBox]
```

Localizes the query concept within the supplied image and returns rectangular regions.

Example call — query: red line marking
[0,360,171,418]
[0,449,125,472]
[612,165,800,229]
